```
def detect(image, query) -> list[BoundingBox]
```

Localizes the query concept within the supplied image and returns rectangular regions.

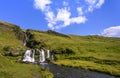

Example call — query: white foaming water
[51,54,54,60]
[31,50,35,62]
[39,49,45,62]
[22,50,35,63]
[23,40,26,46]
[46,50,50,58]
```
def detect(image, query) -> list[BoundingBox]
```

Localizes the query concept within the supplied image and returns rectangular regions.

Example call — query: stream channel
[39,63,118,78]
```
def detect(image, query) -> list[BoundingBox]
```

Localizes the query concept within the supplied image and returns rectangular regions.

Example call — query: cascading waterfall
[39,49,46,62]
[22,49,53,63]
[22,50,35,63]
[31,50,35,62]
[46,50,50,58]
[23,40,26,46]
[22,50,32,62]
[51,52,55,60]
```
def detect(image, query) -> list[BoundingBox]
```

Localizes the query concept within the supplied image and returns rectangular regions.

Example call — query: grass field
[0,21,27,53]
[0,54,53,78]
[0,21,53,78]
[29,30,120,77]
[0,21,120,77]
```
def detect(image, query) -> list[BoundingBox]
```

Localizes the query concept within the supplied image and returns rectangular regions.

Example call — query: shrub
[3,46,13,51]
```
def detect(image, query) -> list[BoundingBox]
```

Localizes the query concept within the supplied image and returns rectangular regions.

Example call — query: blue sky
[0,0,120,37]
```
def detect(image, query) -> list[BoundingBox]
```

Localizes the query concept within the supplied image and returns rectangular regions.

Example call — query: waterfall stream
[23,40,26,46]
[39,63,117,78]
[46,50,50,58]
[39,49,46,62]
[22,49,53,63]
[22,50,117,78]
[22,50,35,62]
[31,50,35,62]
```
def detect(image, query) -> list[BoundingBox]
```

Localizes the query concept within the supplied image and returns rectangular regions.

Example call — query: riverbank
[53,59,120,77]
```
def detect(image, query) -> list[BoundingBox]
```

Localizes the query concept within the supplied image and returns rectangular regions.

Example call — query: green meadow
[29,30,120,77]
[0,21,53,78]
[0,54,53,78]
[0,21,120,77]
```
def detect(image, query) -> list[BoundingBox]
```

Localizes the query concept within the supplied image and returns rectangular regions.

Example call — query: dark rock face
[4,52,20,56]
[13,27,26,43]
[25,30,47,49]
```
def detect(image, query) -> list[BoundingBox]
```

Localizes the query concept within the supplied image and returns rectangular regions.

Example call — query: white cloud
[87,5,94,12]
[63,1,69,6]
[85,0,105,12]
[33,0,105,30]
[45,11,56,29]
[34,0,52,11]
[56,8,71,26]
[86,0,96,5]
[46,8,71,29]
[77,7,83,15]
[56,8,71,22]
[47,8,87,29]
[71,16,87,24]
[96,0,105,8]
[101,26,120,37]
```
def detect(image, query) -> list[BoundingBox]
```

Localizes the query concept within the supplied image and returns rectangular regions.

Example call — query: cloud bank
[101,26,120,37]
[34,0,104,29]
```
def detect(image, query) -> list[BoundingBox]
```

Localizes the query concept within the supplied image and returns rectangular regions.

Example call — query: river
[39,63,118,78]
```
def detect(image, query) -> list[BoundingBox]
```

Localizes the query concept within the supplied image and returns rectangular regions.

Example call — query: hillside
[0,21,27,54]
[0,21,120,77]
[27,29,120,77]
[0,21,53,78]
[28,29,120,57]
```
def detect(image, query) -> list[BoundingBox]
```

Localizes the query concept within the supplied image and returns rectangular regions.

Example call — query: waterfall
[31,50,35,62]
[51,52,55,60]
[46,50,50,58]
[22,50,35,63]
[39,49,45,62]
[22,50,32,62]
[23,40,26,46]
[22,49,54,63]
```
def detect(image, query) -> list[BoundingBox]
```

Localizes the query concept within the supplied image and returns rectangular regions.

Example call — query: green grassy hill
[0,21,53,78]
[0,21,120,77]
[0,21,26,54]
[0,54,53,78]
[28,29,120,77]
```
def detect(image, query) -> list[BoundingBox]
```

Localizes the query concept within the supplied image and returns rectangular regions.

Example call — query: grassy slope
[0,21,53,78]
[0,21,120,77]
[29,30,120,77]
[0,21,26,53]
[0,54,53,78]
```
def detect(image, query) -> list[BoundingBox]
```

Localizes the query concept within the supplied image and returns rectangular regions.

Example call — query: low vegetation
[0,21,120,77]
[0,21,26,54]
[28,30,120,77]
[0,54,53,78]
[0,21,53,78]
